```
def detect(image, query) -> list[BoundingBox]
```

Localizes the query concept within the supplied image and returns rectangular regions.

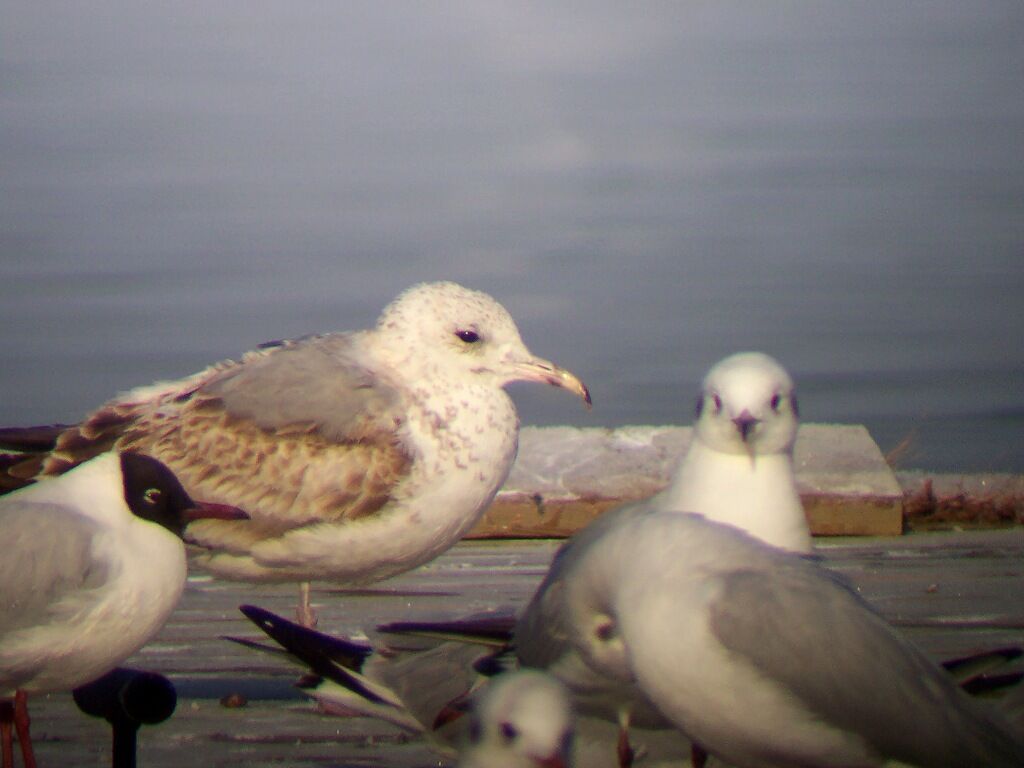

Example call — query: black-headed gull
[1,282,590,624]
[0,451,246,768]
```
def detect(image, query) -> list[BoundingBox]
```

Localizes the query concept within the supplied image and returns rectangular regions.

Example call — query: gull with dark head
[0,282,590,624]
[0,452,246,768]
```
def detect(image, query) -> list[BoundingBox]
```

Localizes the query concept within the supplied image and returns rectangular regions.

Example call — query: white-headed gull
[655,351,810,553]
[558,510,1024,767]
[458,670,574,768]
[517,352,807,762]
[230,605,692,767]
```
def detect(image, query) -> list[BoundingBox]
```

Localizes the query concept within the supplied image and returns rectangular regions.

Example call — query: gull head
[460,670,574,768]
[692,352,798,459]
[377,282,590,407]
[119,452,249,537]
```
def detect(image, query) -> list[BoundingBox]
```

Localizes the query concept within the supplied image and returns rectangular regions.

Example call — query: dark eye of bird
[712,394,723,413]
[770,394,781,412]
[455,329,481,344]
[500,722,518,743]
[144,487,163,505]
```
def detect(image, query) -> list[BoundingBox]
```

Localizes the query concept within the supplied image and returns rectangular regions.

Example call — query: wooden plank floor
[23,529,1024,768]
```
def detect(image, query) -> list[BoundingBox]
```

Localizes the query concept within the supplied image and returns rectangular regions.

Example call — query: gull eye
[143,488,163,505]
[500,722,518,743]
[455,329,481,344]
[770,394,782,412]
[711,394,723,413]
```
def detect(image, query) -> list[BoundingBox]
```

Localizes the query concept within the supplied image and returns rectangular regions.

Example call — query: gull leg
[691,742,708,768]
[1,699,14,768]
[296,581,318,628]
[13,691,36,768]
[616,708,634,768]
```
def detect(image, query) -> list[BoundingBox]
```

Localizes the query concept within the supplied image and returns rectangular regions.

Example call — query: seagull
[458,670,574,768]
[654,351,810,553]
[516,352,808,763]
[227,603,493,745]
[228,605,691,767]
[0,282,590,624]
[555,509,1024,768]
[0,451,246,768]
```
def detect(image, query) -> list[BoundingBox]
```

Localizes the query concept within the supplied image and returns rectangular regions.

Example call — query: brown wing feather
[4,333,415,540]
[119,388,412,530]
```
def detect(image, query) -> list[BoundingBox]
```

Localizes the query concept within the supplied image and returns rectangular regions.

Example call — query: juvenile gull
[2,282,590,623]
[0,452,246,768]
[556,510,1024,767]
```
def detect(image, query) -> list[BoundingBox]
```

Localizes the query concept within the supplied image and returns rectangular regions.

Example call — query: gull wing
[0,503,110,637]
[706,557,1024,767]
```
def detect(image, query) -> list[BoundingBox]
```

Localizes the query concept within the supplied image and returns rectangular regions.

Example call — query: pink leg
[296,581,319,628]
[13,691,35,768]
[614,720,630,768]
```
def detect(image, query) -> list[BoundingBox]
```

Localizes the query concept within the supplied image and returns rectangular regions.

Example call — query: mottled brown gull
[2,281,590,624]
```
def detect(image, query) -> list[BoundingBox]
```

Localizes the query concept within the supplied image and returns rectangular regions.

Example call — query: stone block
[468,423,904,538]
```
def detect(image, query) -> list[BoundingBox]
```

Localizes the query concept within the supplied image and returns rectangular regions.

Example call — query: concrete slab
[470,423,904,538]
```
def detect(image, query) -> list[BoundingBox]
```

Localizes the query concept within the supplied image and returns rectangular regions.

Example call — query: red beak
[185,500,249,522]
[536,755,568,768]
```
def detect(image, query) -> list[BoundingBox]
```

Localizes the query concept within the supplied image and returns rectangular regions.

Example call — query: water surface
[2,3,1022,471]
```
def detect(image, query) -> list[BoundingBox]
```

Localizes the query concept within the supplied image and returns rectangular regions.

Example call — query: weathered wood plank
[22,529,1024,767]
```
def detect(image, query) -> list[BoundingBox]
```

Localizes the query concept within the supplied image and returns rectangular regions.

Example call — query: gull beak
[732,410,759,465]
[513,357,592,409]
[732,410,759,443]
[537,753,569,768]
[185,500,250,522]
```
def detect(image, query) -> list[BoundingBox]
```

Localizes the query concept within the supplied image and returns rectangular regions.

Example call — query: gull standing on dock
[0,282,590,625]
[0,452,246,768]
[555,510,1024,767]
[516,351,808,761]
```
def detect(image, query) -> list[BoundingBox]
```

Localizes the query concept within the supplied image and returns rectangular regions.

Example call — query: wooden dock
[22,527,1024,767]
